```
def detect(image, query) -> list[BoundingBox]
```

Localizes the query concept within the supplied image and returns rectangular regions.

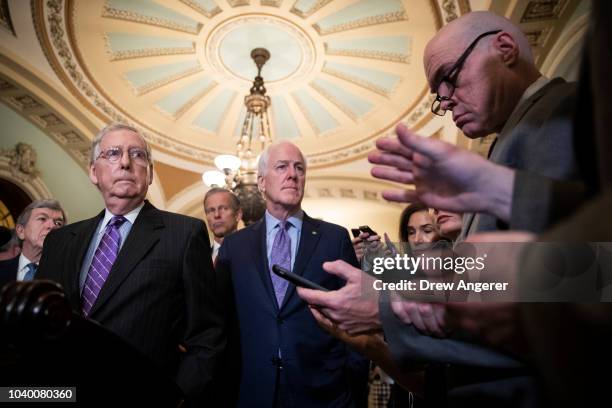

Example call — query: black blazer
[37,201,228,402]
[0,255,18,289]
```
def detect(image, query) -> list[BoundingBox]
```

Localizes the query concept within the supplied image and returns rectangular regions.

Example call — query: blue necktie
[269,221,292,306]
[23,262,37,281]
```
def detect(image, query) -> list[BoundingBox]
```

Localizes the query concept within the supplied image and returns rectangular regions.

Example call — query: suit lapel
[457,212,476,242]
[251,219,279,311]
[280,213,321,310]
[89,202,163,317]
[68,212,104,311]
[495,78,564,148]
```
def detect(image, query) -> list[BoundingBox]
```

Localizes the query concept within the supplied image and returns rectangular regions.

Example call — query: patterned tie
[23,262,37,281]
[269,221,292,306]
[81,216,127,316]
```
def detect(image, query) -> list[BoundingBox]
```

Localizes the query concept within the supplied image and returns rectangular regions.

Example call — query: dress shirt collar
[17,253,35,281]
[265,209,304,234]
[100,202,144,234]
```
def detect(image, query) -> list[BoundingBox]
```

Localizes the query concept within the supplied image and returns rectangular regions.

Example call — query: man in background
[203,187,242,262]
[0,199,65,288]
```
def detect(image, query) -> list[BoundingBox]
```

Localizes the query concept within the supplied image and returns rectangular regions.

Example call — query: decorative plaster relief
[0,0,15,35]
[180,0,222,18]
[521,0,568,23]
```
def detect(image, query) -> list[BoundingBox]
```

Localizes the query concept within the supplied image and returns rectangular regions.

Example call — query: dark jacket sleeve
[511,172,587,232]
[338,228,370,407]
[175,220,229,405]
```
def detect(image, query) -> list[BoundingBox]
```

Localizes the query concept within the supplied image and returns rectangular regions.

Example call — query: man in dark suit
[203,187,242,263]
[37,123,228,404]
[216,141,368,407]
[0,200,65,288]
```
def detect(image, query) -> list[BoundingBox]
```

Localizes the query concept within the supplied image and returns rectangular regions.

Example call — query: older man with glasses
[299,10,582,408]
[37,123,229,405]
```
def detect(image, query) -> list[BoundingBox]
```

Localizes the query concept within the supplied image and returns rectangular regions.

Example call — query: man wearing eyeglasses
[37,123,229,405]
[300,10,581,408]
[372,9,580,406]
[373,11,579,237]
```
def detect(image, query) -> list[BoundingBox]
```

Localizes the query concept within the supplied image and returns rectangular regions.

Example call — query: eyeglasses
[96,146,149,166]
[431,30,502,116]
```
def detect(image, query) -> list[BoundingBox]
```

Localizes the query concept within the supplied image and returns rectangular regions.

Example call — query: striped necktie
[81,216,127,316]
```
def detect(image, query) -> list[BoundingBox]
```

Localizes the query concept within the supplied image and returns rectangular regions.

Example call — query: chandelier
[203,48,272,225]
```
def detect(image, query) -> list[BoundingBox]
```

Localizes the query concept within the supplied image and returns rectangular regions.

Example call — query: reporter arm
[511,171,587,232]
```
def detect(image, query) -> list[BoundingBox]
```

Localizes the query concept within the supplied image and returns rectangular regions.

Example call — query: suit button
[277,317,284,325]
[271,357,283,368]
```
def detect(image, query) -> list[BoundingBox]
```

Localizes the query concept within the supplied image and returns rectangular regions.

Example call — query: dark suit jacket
[36,201,228,403]
[462,78,580,237]
[0,255,18,289]
[383,78,581,407]
[216,213,368,408]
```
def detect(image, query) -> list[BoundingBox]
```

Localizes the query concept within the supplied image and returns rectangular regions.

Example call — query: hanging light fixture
[203,48,272,225]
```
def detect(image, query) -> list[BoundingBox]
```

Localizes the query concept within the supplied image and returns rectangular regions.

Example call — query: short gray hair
[90,122,152,165]
[204,188,241,211]
[16,199,66,228]
[257,141,307,178]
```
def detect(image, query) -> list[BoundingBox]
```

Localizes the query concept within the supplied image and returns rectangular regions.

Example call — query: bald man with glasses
[300,10,582,408]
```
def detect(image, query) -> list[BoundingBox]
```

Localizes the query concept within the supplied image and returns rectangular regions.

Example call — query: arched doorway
[0,178,32,227]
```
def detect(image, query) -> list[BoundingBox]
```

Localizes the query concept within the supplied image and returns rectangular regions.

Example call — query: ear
[236,208,243,222]
[493,32,519,66]
[257,175,265,194]
[16,224,25,240]
[88,164,99,186]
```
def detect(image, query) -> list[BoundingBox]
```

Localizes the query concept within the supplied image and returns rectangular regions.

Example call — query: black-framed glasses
[97,146,149,166]
[431,30,502,116]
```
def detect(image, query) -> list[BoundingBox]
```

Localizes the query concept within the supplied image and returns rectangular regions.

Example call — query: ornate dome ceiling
[33,0,458,167]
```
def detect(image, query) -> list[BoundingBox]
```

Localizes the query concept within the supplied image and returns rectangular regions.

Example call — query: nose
[44,219,57,230]
[119,149,131,169]
[287,165,297,179]
[414,231,425,244]
[439,97,455,113]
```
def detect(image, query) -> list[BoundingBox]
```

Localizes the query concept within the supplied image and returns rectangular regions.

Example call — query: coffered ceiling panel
[34,0,449,167]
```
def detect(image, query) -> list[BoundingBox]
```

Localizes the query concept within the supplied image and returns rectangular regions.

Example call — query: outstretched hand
[297,260,382,335]
[369,123,514,221]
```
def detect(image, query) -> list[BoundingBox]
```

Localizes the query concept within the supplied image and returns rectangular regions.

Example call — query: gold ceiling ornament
[203,48,272,225]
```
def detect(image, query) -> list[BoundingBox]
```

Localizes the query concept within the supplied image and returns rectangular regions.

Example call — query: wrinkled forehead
[205,191,233,207]
[30,207,64,220]
[424,26,472,87]
[268,144,305,166]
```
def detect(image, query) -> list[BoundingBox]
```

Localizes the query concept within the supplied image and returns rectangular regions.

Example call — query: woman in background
[398,203,439,247]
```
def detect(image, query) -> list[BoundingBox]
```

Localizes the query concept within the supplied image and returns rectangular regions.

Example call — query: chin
[462,121,496,139]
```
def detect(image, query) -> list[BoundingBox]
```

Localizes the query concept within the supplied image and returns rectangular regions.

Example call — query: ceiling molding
[0,0,15,36]
[31,0,464,170]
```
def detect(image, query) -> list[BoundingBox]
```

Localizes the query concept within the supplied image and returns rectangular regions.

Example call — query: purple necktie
[270,221,292,306]
[81,215,127,316]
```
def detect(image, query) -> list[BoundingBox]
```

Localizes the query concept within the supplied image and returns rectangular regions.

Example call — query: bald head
[423,11,540,138]
[425,12,534,81]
